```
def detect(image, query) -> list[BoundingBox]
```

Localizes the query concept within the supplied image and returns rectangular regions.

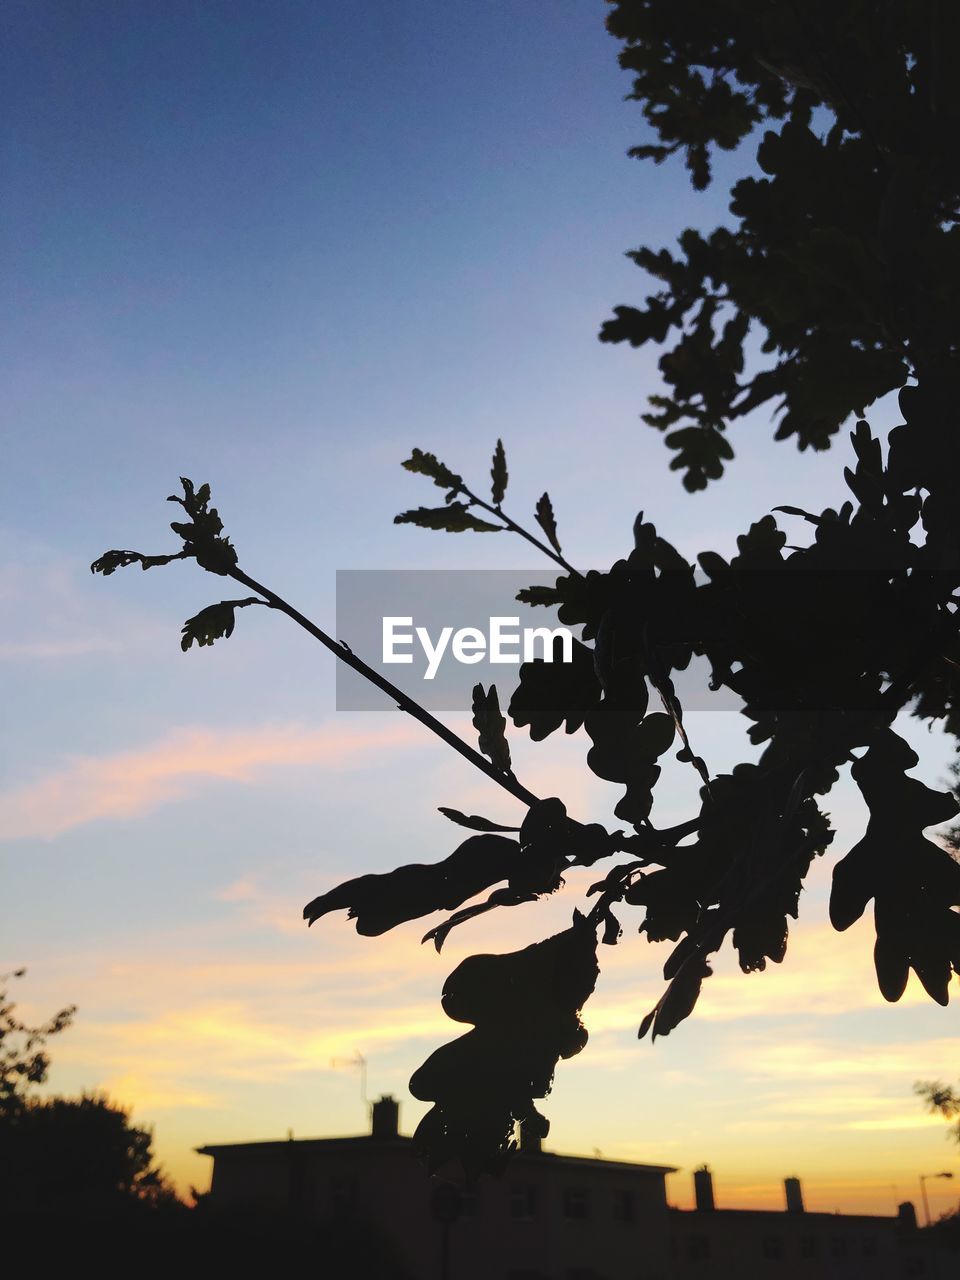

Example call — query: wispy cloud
[94,1074,223,1114]
[41,930,456,1135]
[0,548,165,663]
[724,1035,960,1085]
[0,720,422,840]
[845,1114,946,1132]
[215,878,260,904]
[0,637,125,659]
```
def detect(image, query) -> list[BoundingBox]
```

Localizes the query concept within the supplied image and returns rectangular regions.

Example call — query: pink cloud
[0,721,422,840]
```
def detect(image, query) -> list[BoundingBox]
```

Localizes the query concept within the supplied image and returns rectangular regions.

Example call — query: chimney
[693,1165,715,1212]
[897,1202,918,1231]
[784,1176,805,1214]
[370,1094,399,1139]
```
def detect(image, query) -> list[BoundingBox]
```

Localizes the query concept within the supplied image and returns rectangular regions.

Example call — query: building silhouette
[198,1096,950,1279]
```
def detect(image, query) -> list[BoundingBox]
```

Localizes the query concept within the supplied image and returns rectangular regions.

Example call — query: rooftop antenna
[331,1050,369,1116]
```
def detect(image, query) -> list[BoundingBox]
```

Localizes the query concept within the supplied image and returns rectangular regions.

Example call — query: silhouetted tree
[600,0,960,492]
[0,1093,178,1213]
[0,972,177,1218]
[93,1,960,1176]
[915,1078,960,1147]
[0,968,75,1116]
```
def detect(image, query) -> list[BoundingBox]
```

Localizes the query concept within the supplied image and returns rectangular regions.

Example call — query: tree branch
[226,566,540,809]
[461,487,582,578]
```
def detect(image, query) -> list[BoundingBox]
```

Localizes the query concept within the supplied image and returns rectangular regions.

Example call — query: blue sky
[3,1,959,1213]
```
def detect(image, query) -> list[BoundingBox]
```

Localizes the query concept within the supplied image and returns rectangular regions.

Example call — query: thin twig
[461,487,582,578]
[227,566,540,809]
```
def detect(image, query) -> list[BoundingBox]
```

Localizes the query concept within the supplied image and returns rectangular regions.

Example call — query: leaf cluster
[92,480,269,656]
[601,0,960,487]
[409,915,599,1176]
[0,970,76,1117]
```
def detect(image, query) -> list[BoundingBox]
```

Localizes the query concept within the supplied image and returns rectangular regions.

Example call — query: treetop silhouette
[602,0,960,490]
[1,968,75,1116]
[93,1,960,1176]
[0,971,176,1212]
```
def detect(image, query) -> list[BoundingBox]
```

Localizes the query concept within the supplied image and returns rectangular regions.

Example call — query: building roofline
[196,1135,408,1156]
[671,1207,901,1224]
[526,1150,678,1175]
[195,1134,676,1175]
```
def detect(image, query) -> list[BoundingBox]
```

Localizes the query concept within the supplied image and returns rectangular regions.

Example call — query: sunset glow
[4,0,959,1229]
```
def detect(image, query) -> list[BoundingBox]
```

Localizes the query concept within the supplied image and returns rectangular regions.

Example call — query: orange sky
[9,711,958,1219]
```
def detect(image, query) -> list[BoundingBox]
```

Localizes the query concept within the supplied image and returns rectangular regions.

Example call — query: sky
[3,0,959,1217]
